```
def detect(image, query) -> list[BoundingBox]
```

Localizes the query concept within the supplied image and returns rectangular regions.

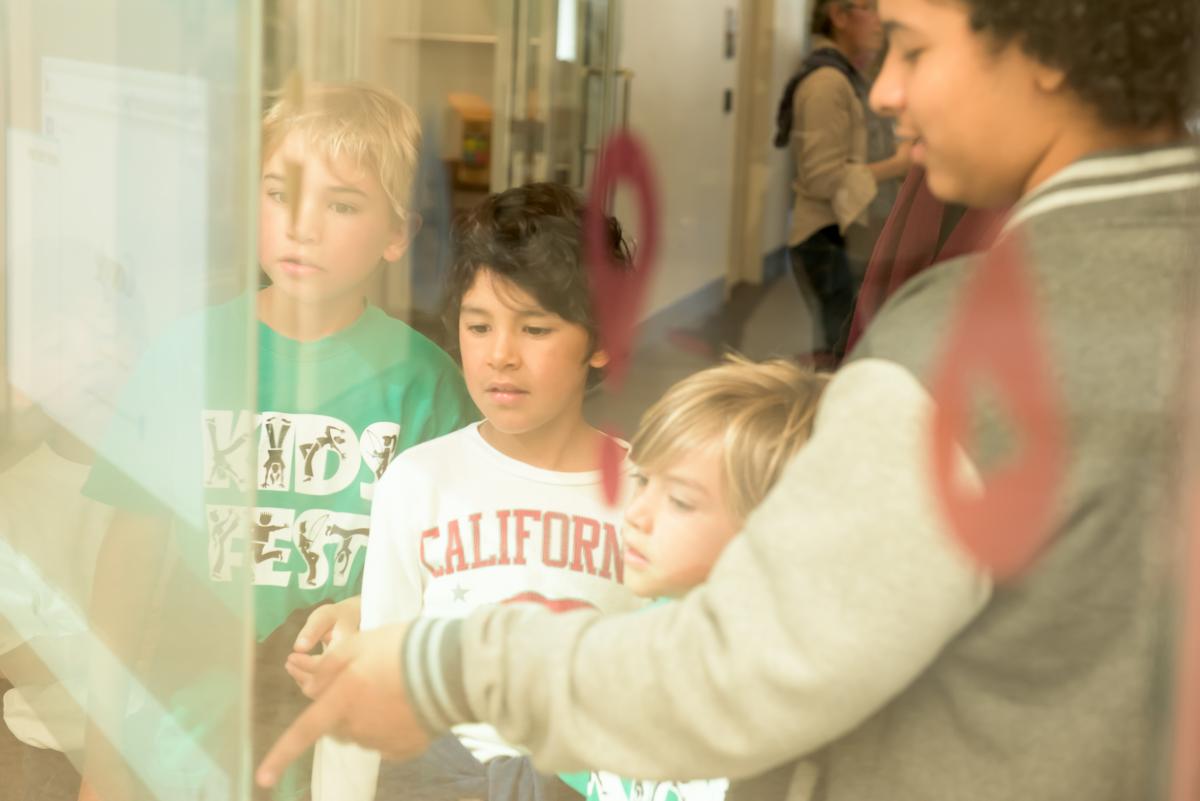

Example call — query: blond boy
[621,357,829,599]
[80,83,474,800]
[561,357,828,801]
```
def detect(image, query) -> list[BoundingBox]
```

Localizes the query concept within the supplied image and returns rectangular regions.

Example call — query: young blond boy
[560,357,828,801]
[80,82,474,800]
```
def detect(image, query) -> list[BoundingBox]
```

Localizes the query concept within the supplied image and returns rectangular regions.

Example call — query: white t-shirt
[314,423,643,800]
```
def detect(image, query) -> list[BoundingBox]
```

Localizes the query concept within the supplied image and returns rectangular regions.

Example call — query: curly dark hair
[961,0,1197,129]
[443,182,632,388]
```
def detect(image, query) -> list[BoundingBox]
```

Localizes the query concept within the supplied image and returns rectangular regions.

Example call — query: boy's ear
[382,212,423,263]
[1032,61,1067,95]
[828,2,851,32]
[588,348,611,370]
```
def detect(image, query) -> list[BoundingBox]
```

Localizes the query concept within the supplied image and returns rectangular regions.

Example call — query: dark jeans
[791,225,856,358]
[376,735,578,801]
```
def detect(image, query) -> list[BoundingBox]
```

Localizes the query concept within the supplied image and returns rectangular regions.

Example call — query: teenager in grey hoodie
[260,1,1199,799]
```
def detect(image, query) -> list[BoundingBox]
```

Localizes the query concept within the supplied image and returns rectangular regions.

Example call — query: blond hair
[630,356,830,522]
[261,81,421,220]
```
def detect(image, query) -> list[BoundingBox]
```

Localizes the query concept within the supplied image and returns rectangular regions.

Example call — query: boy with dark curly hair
[258,2,1200,801]
[306,182,643,801]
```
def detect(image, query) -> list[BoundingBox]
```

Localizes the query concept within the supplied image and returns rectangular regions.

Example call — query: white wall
[359,0,792,318]
[617,0,810,316]
[760,0,810,255]
[616,0,740,317]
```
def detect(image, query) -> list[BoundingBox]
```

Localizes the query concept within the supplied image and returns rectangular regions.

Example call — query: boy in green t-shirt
[561,357,827,801]
[78,82,475,801]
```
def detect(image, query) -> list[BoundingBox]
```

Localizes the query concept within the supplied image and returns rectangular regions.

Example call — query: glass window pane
[2,1,260,798]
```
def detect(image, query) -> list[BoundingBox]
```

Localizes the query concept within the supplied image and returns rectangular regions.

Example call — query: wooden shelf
[388,33,498,45]
[387,34,541,46]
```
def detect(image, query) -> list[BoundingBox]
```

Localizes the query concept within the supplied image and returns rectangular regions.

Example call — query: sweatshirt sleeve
[402,359,993,779]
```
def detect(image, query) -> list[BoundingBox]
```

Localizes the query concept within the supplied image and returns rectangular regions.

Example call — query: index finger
[291,637,357,699]
[255,679,352,788]
[293,605,335,653]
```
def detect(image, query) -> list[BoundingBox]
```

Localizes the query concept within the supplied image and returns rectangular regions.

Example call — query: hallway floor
[585,273,820,435]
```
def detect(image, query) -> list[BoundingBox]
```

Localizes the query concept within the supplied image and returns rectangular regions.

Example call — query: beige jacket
[787,37,877,248]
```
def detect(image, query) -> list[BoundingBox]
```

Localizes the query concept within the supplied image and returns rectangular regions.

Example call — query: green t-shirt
[560,773,729,800]
[83,293,476,797]
[86,293,475,636]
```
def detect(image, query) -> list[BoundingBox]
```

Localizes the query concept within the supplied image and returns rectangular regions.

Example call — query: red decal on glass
[598,435,625,509]
[928,234,1066,580]
[585,131,661,505]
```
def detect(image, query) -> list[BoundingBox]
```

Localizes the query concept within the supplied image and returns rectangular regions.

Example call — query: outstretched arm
[413,360,991,778]
[260,359,991,785]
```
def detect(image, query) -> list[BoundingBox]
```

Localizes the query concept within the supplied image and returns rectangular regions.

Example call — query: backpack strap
[773,47,867,148]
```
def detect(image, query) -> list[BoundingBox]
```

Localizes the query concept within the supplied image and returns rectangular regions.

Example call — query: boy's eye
[901,47,924,64]
[523,326,553,336]
[465,323,490,335]
[267,190,287,204]
[331,201,359,214]
[631,471,648,489]
[668,496,695,513]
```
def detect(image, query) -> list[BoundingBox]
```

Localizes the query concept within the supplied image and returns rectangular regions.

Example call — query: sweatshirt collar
[1005,142,1200,232]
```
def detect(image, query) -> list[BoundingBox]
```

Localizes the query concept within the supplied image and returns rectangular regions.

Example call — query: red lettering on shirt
[542,511,570,569]
[513,509,540,566]
[571,515,601,576]
[468,512,497,569]
[497,509,512,566]
[419,526,443,578]
[444,519,468,574]
[416,509,625,583]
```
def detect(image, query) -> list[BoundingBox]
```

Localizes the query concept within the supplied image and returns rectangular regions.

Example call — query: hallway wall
[616,0,740,317]
[760,0,810,256]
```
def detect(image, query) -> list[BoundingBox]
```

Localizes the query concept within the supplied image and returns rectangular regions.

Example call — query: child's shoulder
[351,306,461,372]
[379,423,479,482]
[124,295,250,371]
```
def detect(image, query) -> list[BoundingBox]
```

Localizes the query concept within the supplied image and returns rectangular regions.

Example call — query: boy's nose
[623,487,654,535]
[287,199,321,243]
[487,331,519,367]
[869,50,904,118]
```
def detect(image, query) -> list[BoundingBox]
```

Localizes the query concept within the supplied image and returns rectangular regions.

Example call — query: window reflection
[1,1,1197,800]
